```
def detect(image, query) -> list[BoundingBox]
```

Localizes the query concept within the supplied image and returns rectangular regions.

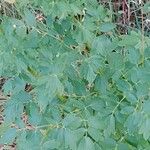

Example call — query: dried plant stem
[140,4,145,64]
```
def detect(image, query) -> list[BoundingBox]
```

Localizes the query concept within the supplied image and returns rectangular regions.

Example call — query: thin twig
[112,96,126,114]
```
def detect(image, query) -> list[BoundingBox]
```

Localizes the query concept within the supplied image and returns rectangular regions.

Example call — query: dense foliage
[0,0,150,149]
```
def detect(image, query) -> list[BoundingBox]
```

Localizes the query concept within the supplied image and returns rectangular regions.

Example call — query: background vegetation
[0,0,150,149]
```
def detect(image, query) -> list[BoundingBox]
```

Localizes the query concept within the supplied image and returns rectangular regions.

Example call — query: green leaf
[36,90,50,111]
[74,26,94,44]
[117,143,130,150]
[3,77,26,95]
[136,82,149,98]
[87,65,97,84]
[88,127,102,142]
[120,106,134,115]
[64,129,77,150]
[127,48,141,64]
[116,79,132,93]
[118,32,140,47]
[16,131,42,150]
[63,114,81,130]
[80,56,102,84]
[143,2,150,13]
[125,112,143,133]
[42,140,60,149]
[95,76,108,94]
[125,93,137,104]
[99,22,116,32]
[0,128,17,144]
[80,62,96,84]
[92,36,112,56]
[88,116,102,129]
[28,103,42,126]
[74,128,85,143]
[139,118,150,140]
[4,91,31,123]
[24,9,36,26]
[104,115,115,137]
[108,53,124,70]
[53,22,64,35]
[143,100,150,115]
[78,137,95,150]
[14,20,26,38]
[36,75,64,100]
[46,75,64,96]
[102,138,116,150]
